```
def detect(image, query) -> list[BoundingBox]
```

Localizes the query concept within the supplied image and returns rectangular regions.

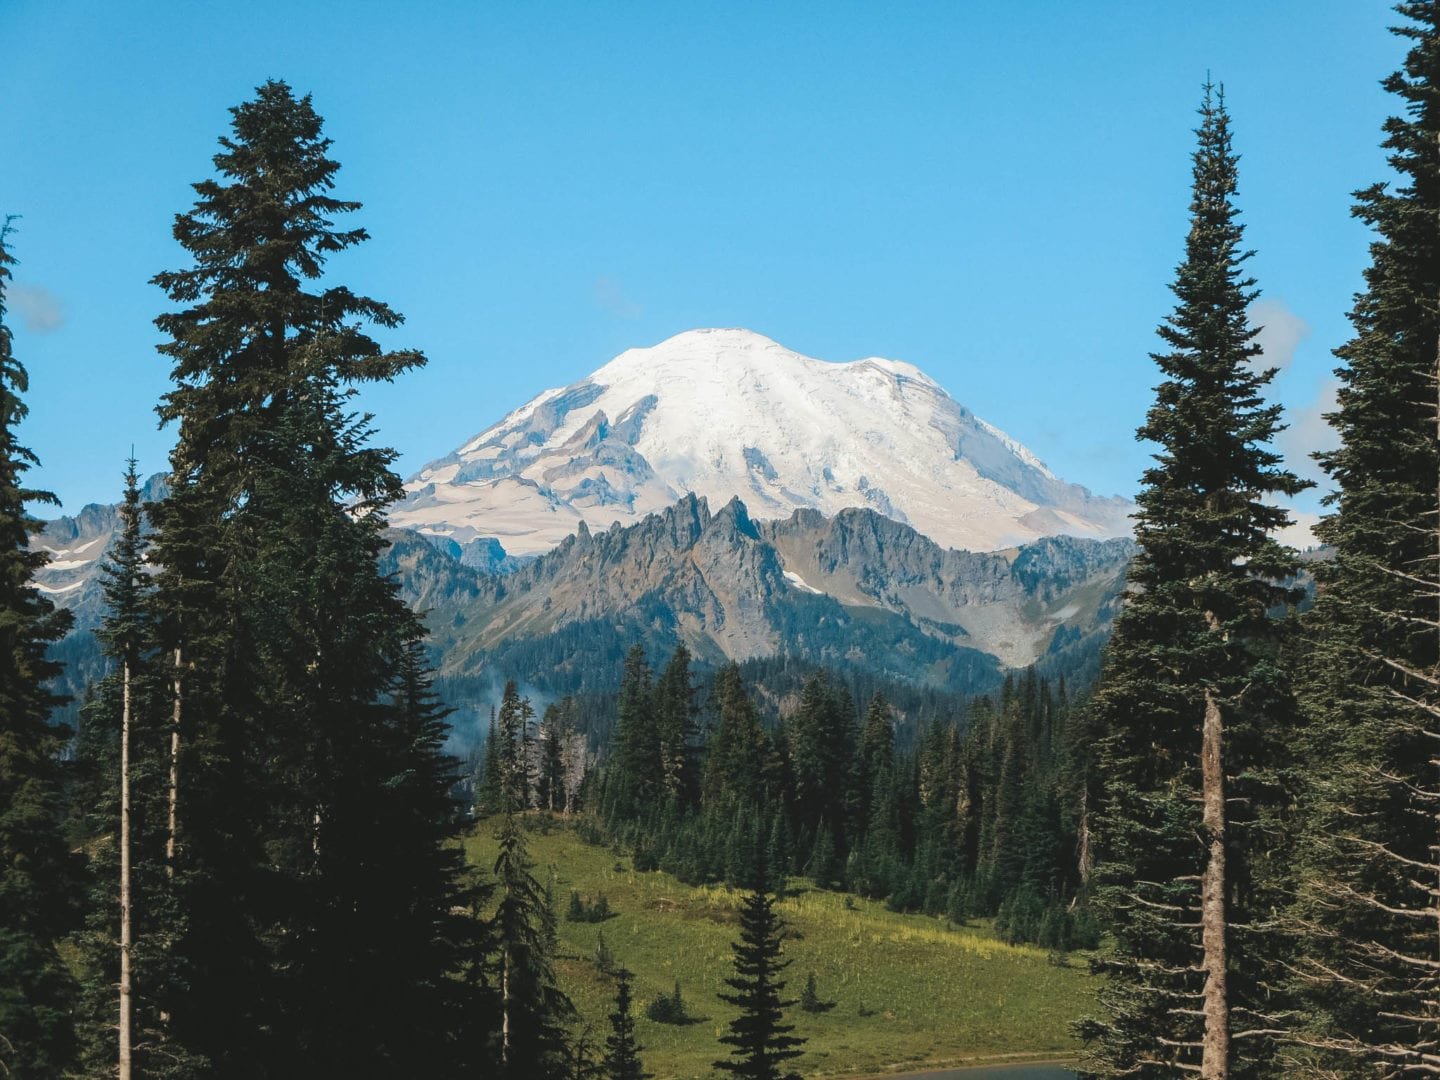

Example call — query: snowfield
[392,328,1132,558]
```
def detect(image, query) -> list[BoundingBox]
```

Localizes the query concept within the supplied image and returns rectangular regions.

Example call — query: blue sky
[1,1,1399,527]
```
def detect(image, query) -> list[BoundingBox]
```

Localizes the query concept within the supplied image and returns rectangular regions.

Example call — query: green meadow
[466,820,1095,1079]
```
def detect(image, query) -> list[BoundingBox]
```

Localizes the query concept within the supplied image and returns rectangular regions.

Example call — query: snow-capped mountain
[392,328,1132,560]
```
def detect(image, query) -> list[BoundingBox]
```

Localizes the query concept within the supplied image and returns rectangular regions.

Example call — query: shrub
[799,971,835,1014]
[645,980,696,1024]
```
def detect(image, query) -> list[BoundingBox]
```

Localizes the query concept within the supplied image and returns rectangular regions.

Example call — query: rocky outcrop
[390,493,1135,693]
[43,483,1136,710]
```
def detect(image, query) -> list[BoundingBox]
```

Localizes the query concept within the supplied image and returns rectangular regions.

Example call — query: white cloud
[594,275,641,319]
[10,282,65,333]
[1272,506,1321,551]
[1281,375,1341,482]
[1248,298,1309,374]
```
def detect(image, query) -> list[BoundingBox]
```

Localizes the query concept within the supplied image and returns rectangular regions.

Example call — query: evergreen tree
[374,635,487,1074]
[786,675,855,854]
[1078,85,1306,1080]
[0,216,80,1079]
[109,460,143,1080]
[601,970,651,1080]
[1290,5,1440,1073]
[73,460,189,1077]
[764,811,791,896]
[702,663,772,810]
[493,815,575,1079]
[538,716,567,813]
[655,644,698,805]
[856,693,893,823]
[798,971,834,1014]
[714,860,806,1080]
[143,80,472,1074]
[496,680,536,812]
[612,646,659,812]
[476,707,504,818]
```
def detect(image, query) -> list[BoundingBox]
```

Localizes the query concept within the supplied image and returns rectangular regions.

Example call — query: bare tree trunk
[501,948,511,1069]
[1200,685,1230,1080]
[118,659,133,1080]
[1433,277,1439,972]
[1076,786,1092,890]
[166,646,182,876]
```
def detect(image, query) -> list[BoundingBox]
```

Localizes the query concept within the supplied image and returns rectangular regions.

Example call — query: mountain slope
[385,493,1134,700]
[392,328,1132,559]
[34,475,169,726]
[38,482,1131,728]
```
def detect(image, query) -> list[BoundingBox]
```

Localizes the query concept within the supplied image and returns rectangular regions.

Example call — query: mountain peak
[392,331,1132,558]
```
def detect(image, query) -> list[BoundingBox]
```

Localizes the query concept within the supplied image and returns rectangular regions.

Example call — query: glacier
[392,328,1133,557]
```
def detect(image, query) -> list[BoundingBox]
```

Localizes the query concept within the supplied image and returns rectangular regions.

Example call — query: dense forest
[2,4,1440,1079]
[476,649,1099,953]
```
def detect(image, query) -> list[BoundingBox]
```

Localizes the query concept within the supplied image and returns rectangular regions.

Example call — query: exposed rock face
[761,508,1134,667]
[32,475,171,725]
[384,493,1134,694]
[38,483,1133,711]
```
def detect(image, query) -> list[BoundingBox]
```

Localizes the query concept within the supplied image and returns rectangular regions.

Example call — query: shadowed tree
[714,851,806,1080]
[0,216,79,1079]
[144,80,474,1074]
[1289,4,1440,1073]
[601,969,651,1080]
[493,815,575,1079]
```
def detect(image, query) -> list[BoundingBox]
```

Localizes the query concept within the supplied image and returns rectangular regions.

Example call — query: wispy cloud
[1248,298,1308,374]
[1281,375,1341,483]
[594,275,641,319]
[1273,506,1321,551]
[10,282,65,333]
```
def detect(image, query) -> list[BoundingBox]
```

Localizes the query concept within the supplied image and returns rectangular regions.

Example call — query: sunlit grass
[466,818,1094,1079]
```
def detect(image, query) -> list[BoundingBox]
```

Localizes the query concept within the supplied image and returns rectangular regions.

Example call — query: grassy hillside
[466,819,1095,1079]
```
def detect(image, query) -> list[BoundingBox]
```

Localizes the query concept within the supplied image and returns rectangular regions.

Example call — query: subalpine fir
[1078,84,1307,1080]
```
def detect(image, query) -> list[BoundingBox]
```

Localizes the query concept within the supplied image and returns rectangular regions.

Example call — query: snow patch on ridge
[783,570,826,596]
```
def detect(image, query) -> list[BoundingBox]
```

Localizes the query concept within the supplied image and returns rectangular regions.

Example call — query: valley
[466,820,1092,1080]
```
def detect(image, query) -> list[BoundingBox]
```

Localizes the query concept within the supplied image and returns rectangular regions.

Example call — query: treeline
[557,644,1100,953]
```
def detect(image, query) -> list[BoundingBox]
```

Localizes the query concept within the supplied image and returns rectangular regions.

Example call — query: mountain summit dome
[392,328,1132,558]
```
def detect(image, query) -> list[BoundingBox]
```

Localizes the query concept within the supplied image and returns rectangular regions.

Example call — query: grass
[466,818,1096,1079]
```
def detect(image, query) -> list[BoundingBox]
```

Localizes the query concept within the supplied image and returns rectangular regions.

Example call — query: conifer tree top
[151,80,424,498]
[1130,82,1307,596]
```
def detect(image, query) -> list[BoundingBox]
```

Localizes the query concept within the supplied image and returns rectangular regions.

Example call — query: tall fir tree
[856,693,894,825]
[537,719,566,813]
[655,644,698,806]
[601,969,651,1080]
[714,854,806,1080]
[786,675,856,868]
[143,81,474,1075]
[493,815,575,1079]
[1290,4,1440,1073]
[477,706,505,818]
[72,461,166,1076]
[702,663,773,811]
[496,680,536,813]
[0,216,80,1079]
[1078,85,1307,1080]
[612,646,659,812]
